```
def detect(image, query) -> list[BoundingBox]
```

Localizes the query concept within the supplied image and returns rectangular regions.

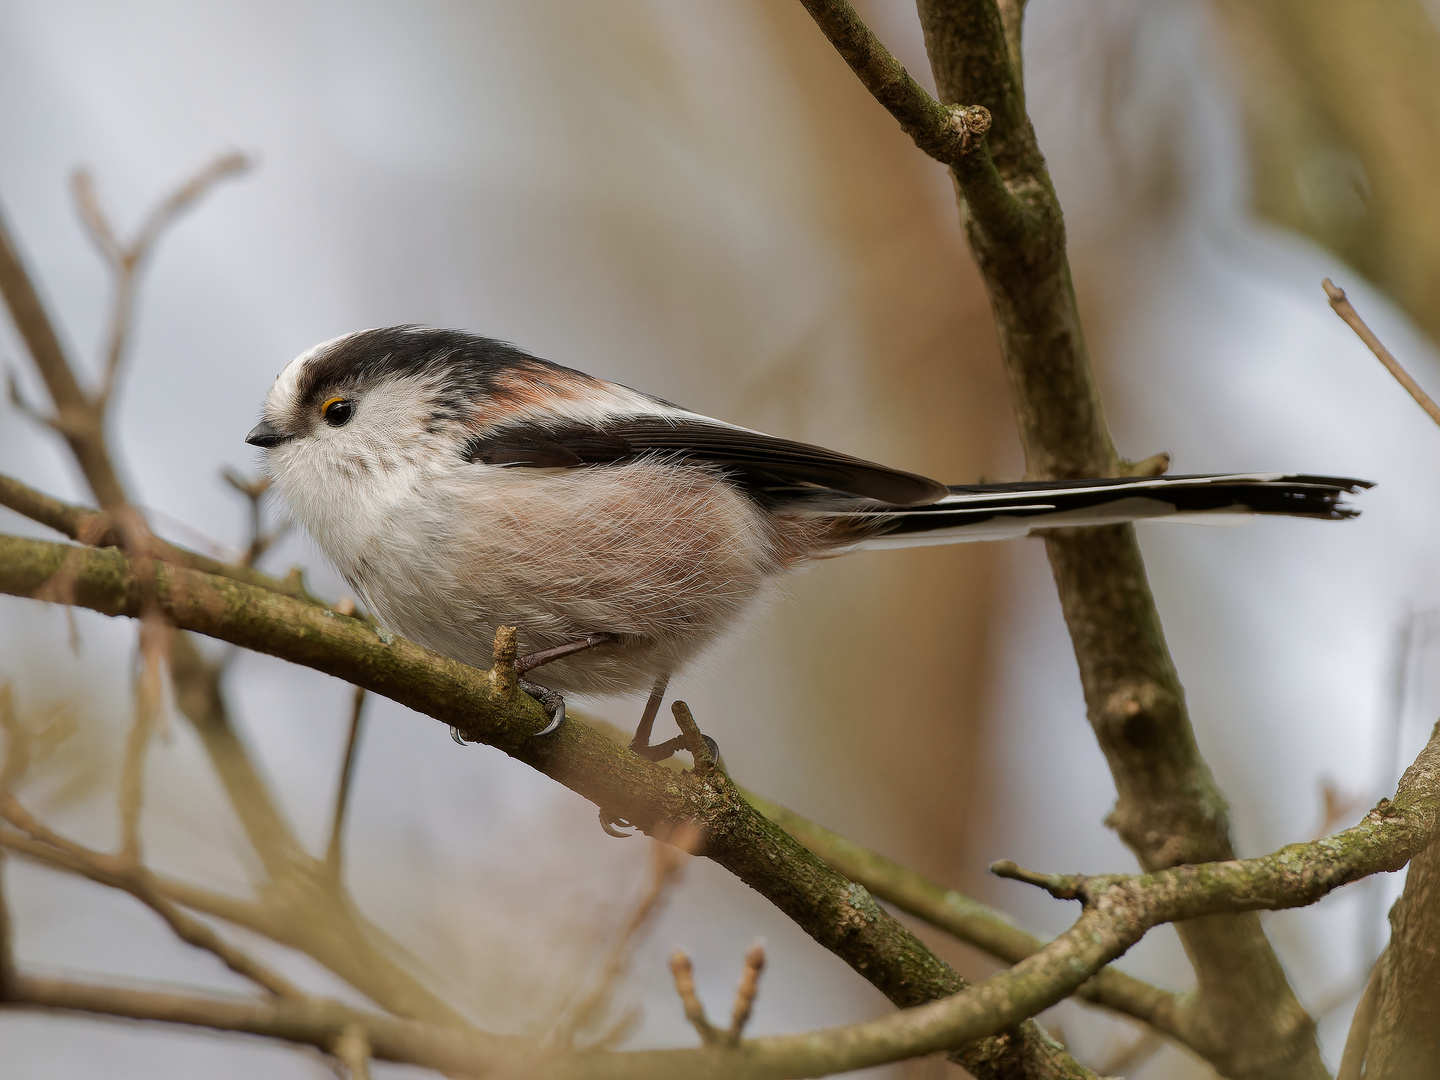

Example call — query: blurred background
[1,1,1439,1076]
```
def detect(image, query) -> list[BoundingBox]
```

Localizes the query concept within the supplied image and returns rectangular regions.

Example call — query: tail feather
[800,473,1372,550]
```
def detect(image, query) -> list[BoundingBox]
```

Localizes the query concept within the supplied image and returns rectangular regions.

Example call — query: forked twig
[73,152,250,405]
[666,941,769,1048]
[667,949,718,1045]
[1324,278,1440,430]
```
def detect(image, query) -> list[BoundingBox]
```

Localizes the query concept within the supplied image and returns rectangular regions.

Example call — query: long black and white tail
[822,473,1371,549]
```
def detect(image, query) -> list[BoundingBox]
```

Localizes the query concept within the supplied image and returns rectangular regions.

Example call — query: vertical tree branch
[890,2,1326,1075]
[1352,836,1440,1077]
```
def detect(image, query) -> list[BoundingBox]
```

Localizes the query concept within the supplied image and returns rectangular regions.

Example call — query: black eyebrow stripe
[461,417,950,506]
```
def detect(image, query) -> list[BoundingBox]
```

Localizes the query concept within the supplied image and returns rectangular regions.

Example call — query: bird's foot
[629,732,720,763]
[630,695,719,769]
[520,678,566,736]
[449,678,566,745]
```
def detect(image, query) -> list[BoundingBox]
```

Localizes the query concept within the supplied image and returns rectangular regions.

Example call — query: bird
[247,326,1369,760]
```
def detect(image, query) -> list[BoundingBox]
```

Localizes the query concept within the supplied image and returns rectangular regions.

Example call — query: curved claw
[519,678,566,736]
[450,726,471,746]
[701,734,720,763]
[600,810,635,838]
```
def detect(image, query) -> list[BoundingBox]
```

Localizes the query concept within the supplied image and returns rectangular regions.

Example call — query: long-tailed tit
[247,326,1368,758]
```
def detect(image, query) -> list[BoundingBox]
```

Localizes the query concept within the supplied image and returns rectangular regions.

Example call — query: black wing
[461,416,949,506]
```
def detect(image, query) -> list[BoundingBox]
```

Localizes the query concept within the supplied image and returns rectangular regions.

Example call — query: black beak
[246,420,292,448]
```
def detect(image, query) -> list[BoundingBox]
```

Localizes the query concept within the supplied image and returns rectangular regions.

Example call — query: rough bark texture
[1360,835,1440,1078]
[912,1,1325,1075]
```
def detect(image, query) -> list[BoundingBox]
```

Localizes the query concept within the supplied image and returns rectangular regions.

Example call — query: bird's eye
[321,397,355,427]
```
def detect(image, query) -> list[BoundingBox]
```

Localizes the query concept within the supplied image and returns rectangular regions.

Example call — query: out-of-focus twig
[332,1020,372,1080]
[0,850,14,1000]
[552,838,690,1047]
[1094,1028,1165,1076]
[73,153,249,406]
[667,941,766,1050]
[2,160,483,1045]
[1324,278,1440,430]
[725,942,765,1046]
[221,468,282,567]
[324,686,367,876]
[667,949,718,1045]
[117,611,171,860]
[0,470,323,603]
[0,791,301,998]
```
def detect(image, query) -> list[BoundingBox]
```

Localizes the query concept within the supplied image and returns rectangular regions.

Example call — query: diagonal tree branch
[0,531,1095,1079]
[0,469,323,605]
[744,789,1189,1046]
[6,721,1438,1079]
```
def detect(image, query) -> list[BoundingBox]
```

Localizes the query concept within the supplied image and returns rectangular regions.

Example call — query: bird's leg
[605,681,719,835]
[516,632,618,674]
[627,674,720,764]
[628,673,678,759]
[517,632,619,738]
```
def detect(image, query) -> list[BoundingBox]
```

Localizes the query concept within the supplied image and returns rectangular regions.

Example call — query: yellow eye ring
[321,397,355,427]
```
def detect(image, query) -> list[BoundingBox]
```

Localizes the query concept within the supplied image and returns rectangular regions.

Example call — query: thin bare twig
[553,839,689,1047]
[743,787,1188,1043]
[118,610,171,861]
[221,468,281,567]
[324,686,367,875]
[73,153,249,405]
[726,942,765,1046]
[667,949,718,1045]
[0,470,324,603]
[1324,278,1440,429]
[1094,1028,1165,1076]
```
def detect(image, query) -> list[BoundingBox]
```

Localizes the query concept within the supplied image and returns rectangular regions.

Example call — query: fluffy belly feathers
[341,461,786,696]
